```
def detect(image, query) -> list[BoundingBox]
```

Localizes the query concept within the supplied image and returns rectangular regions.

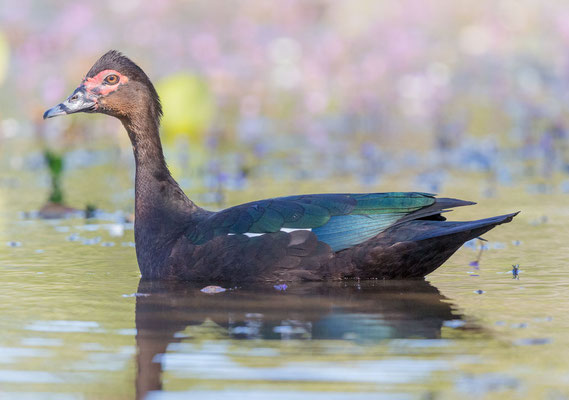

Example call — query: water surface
[1,168,568,400]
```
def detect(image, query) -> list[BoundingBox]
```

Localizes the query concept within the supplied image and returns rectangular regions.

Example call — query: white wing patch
[243,233,264,238]
[228,228,312,238]
[280,228,312,233]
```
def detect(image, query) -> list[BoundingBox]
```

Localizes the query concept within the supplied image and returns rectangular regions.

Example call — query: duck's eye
[104,74,119,85]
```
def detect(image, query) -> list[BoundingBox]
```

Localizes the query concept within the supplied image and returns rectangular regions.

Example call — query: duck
[43,50,518,283]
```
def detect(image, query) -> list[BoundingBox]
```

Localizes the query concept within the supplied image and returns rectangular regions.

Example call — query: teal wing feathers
[187,192,437,251]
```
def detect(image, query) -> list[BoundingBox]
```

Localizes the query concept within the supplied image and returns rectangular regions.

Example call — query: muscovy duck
[43,51,518,283]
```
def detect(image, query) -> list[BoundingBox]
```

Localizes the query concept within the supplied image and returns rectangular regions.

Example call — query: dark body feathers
[161,193,517,283]
[45,51,519,283]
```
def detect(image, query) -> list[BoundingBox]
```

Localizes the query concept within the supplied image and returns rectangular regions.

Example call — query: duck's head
[43,50,162,123]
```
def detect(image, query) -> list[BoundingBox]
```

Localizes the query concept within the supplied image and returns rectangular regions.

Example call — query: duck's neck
[123,113,198,278]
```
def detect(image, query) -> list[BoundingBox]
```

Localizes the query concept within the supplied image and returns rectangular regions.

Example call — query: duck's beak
[43,86,98,119]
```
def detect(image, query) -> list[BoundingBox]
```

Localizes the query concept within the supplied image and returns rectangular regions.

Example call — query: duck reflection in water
[134,280,472,399]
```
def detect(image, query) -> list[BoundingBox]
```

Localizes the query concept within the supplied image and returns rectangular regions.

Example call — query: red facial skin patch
[81,69,129,96]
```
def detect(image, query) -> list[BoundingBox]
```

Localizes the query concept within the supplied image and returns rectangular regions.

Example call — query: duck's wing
[187,192,475,251]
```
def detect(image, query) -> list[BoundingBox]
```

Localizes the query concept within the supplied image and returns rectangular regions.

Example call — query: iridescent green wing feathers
[186,192,437,251]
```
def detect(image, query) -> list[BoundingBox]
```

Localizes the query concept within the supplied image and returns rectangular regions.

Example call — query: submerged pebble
[200,285,227,294]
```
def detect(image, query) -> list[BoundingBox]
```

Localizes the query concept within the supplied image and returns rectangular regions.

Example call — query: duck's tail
[352,212,519,279]
[409,212,519,242]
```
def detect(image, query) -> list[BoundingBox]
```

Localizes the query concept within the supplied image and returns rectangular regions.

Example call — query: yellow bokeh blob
[0,32,9,85]
[156,73,214,146]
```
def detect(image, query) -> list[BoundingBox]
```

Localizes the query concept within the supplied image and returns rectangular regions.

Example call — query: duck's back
[162,192,517,283]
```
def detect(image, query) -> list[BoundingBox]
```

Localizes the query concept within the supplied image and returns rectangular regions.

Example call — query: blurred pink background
[1,0,569,197]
